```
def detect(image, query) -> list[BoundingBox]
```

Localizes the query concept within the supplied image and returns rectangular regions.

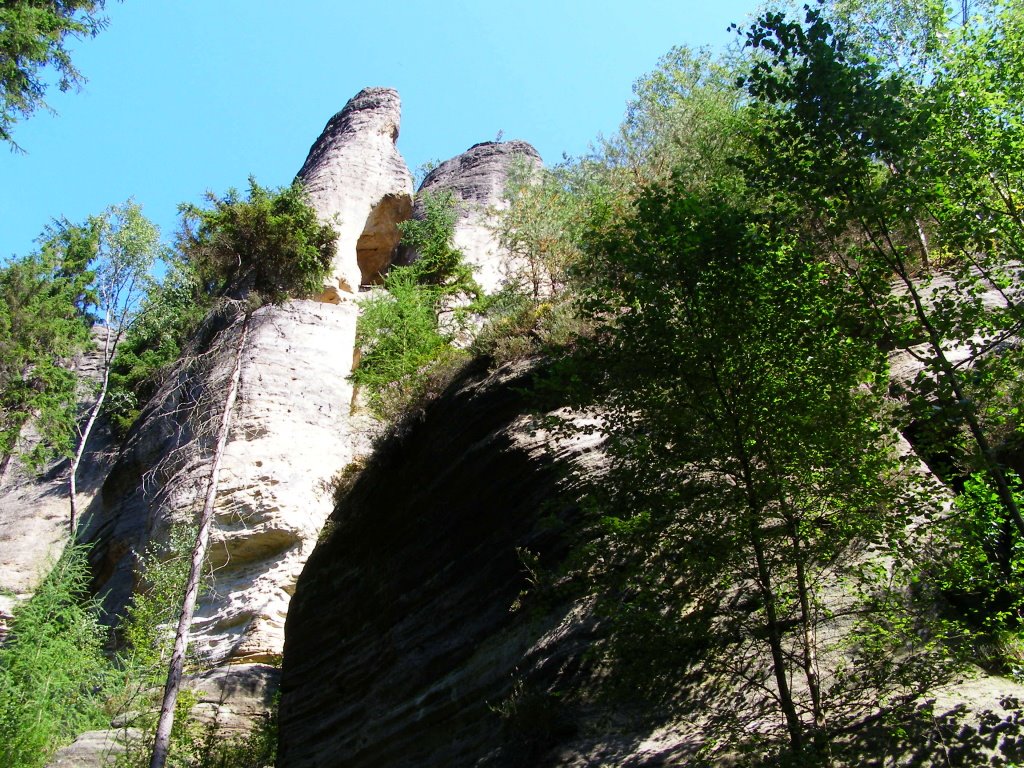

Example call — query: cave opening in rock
[356,193,413,287]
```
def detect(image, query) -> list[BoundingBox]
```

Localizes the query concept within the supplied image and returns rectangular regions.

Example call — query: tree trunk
[789,525,824,729]
[69,320,113,537]
[149,314,249,768]
[749,517,804,754]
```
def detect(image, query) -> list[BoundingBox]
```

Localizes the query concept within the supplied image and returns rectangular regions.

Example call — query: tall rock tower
[297,87,414,300]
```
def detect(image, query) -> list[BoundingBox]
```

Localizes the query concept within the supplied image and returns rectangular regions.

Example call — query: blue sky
[0,1,759,261]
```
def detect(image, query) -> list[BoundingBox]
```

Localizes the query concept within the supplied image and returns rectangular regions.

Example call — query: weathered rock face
[406,141,543,294]
[84,300,364,666]
[277,359,609,768]
[296,87,414,299]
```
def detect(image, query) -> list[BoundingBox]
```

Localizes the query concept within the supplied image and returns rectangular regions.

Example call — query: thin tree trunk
[790,528,824,729]
[915,218,931,270]
[69,320,113,537]
[149,315,249,768]
[893,260,1024,539]
[749,517,804,754]
[854,209,1024,540]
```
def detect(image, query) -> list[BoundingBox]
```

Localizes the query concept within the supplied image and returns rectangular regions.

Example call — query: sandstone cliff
[84,300,363,667]
[278,358,605,767]
[0,326,115,637]
[37,89,418,764]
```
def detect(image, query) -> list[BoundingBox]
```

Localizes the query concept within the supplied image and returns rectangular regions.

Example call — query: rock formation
[278,357,1024,767]
[277,358,605,768]
[84,300,364,666]
[406,140,543,294]
[296,87,414,300]
[39,90,411,764]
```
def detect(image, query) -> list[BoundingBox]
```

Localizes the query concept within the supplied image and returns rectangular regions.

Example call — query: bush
[351,270,451,418]
[937,471,1024,647]
[398,189,479,300]
[0,544,115,768]
[178,178,336,304]
[351,190,477,421]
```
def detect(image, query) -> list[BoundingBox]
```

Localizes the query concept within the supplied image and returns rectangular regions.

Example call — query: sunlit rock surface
[84,300,363,666]
[296,87,414,299]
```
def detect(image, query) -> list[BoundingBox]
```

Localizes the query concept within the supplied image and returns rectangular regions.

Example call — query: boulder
[46,728,141,768]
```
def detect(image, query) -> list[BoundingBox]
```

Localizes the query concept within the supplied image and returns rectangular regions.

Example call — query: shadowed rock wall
[278,359,604,768]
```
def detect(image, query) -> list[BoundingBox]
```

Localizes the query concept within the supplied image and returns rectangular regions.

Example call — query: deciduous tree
[570,183,904,756]
[68,201,161,534]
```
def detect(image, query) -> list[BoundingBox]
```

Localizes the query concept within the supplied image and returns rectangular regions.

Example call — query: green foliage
[924,0,1024,264]
[352,269,454,418]
[105,258,207,435]
[120,525,197,675]
[352,191,476,420]
[89,200,163,333]
[560,180,916,754]
[0,225,94,468]
[178,178,337,305]
[0,0,110,149]
[116,695,278,768]
[739,1,1024,546]
[494,158,595,299]
[938,472,1024,639]
[0,544,114,768]
[603,45,746,194]
[397,189,480,300]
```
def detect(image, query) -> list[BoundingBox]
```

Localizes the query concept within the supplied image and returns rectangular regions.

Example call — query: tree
[68,201,161,535]
[397,189,480,302]
[601,45,746,194]
[178,178,337,304]
[148,310,247,768]
[0,1,111,151]
[0,225,94,476]
[568,182,905,757]
[0,544,114,768]
[495,157,589,299]
[737,2,1024,544]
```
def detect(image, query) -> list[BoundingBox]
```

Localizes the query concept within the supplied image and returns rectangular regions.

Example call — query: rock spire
[296,87,414,300]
